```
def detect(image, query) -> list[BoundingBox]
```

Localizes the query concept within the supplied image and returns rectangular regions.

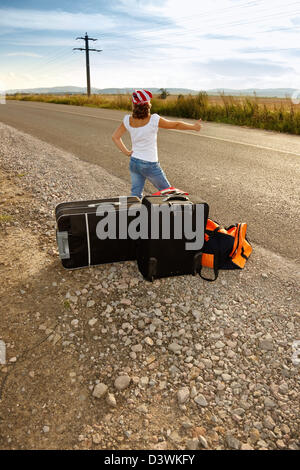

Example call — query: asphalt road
[0,99,299,261]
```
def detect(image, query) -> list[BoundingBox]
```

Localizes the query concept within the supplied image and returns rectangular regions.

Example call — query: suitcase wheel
[193,252,202,276]
[147,257,157,282]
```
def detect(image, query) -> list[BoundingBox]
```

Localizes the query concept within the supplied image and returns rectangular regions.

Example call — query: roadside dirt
[0,168,192,450]
[0,164,299,451]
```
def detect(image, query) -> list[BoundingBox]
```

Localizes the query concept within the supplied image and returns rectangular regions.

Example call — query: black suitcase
[137,194,209,280]
[55,196,141,269]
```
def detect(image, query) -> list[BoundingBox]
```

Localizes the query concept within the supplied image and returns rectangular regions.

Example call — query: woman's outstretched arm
[159,117,202,131]
[112,123,132,156]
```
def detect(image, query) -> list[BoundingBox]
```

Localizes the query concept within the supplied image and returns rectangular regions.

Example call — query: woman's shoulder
[123,114,131,128]
[151,113,160,125]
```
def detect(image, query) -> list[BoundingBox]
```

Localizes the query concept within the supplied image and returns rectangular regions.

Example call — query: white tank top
[123,113,160,162]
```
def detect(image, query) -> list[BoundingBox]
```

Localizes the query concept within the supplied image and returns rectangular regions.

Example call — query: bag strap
[194,252,219,281]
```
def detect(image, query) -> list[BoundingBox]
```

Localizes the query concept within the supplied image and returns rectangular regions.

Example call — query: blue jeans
[129,157,170,199]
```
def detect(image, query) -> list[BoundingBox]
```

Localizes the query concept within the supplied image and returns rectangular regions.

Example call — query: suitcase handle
[162,194,190,202]
[87,202,121,208]
[56,231,70,259]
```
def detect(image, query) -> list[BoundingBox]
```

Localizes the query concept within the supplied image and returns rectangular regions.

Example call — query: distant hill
[208,88,296,98]
[6,86,199,95]
[6,86,298,98]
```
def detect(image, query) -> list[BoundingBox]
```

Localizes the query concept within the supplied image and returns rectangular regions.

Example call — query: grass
[7,92,300,135]
[63,299,71,310]
[0,215,13,224]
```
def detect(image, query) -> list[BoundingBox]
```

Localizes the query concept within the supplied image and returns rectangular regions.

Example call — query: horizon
[5,85,298,94]
[1,1,300,91]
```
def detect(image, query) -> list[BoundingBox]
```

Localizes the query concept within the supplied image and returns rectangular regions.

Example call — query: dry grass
[7,92,300,135]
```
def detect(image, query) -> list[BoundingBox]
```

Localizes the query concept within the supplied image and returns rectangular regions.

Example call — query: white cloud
[6,52,43,57]
[1,0,300,89]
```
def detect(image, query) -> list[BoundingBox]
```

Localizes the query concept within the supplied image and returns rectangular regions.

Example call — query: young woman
[112,89,202,199]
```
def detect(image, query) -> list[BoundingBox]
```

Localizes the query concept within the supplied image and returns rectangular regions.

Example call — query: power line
[100,0,259,41]
[105,6,300,55]
[73,32,102,96]
[100,0,300,47]
[16,46,76,78]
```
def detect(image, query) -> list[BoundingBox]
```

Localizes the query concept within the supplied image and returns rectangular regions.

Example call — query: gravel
[92,383,108,398]
[0,122,299,451]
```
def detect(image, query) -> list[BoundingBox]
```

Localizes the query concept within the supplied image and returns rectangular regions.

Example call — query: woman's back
[123,113,160,162]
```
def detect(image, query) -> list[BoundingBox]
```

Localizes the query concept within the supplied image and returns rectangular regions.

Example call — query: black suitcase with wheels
[136,194,209,280]
[55,196,140,269]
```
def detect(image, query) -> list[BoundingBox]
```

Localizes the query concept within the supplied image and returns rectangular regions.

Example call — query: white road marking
[9,101,300,157]
[171,129,300,156]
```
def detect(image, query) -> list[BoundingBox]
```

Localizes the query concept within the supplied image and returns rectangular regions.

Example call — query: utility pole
[73,33,102,96]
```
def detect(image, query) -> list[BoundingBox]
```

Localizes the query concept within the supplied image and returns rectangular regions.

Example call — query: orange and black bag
[199,219,252,281]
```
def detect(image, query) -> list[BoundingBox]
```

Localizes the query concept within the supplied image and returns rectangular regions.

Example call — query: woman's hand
[127,150,133,157]
[193,119,202,131]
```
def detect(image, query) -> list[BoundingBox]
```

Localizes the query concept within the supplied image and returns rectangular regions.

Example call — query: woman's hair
[132,102,151,119]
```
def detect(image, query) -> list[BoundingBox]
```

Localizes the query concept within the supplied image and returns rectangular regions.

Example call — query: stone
[131,344,143,352]
[93,433,101,444]
[214,308,223,315]
[114,375,131,391]
[199,436,209,449]
[278,383,289,395]
[264,397,276,409]
[169,431,181,443]
[185,356,194,363]
[202,358,212,369]
[192,310,201,321]
[249,428,260,443]
[43,426,50,433]
[144,337,154,346]
[226,433,241,450]
[106,393,117,407]
[177,387,190,404]
[259,335,274,351]
[222,373,232,382]
[168,342,181,353]
[169,365,180,376]
[140,376,149,387]
[241,443,253,450]
[194,394,208,407]
[137,404,148,414]
[186,438,199,450]
[88,318,97,327]
[92,383,108,398]
[263,415,276,430]
[276,439,286,449]
[281,424,290,434]
[87,300,95,308]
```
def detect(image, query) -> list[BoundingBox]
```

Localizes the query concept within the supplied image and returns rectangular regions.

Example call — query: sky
[0,0,300,91]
